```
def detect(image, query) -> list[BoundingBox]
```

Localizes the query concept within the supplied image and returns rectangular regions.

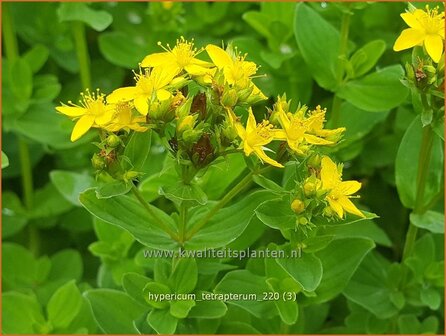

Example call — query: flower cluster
[57,37,364,219]
[393,5,445,63]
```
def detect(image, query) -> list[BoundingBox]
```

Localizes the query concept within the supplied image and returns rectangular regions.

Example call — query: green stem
[337,10,351,82]
[178,202,188,245]
[2,4,19,63]
[331,10,351,127]
[330,94,343,128]
[401,122,434,261]
[185,170,255,240]
[131,185,179,241]
[71,21,91,89]
[3,3,39,255]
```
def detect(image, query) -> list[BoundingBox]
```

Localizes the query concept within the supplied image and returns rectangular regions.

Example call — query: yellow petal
[304,134,333,145]
[251,84,267,100]
[185,64,214,76]
[246,107,257,133]
[271,129,287,141]
[56,106,85,117]
[424,34,444,63]
[71,115,95,141]
[152,67,177,88]
[327,198,344,218]
[134,95,149,115]
[205,44,232,69]
[95,107,114,125]
[393,28,425,51]
[253,148,284,168]
[191,58,214,68]
[156,89,172,101]
[338,180,362,196]
[140,52,170,68]
[320,156,341,189]
[278,109,291,130]
[338,197,365,218]
[107,87,137,104]
[400,12,422,30]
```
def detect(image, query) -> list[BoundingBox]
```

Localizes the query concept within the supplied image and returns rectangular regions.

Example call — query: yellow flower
[393,6,445,63]
[103,102,147,133]
[107,67,176,116]
[141,37,214,77]
[56,89,113,142]
[320,156,365,219]
[274,103,333,155]
[227,107,283,168]
[306,106,345,142]
[205,44,266,99]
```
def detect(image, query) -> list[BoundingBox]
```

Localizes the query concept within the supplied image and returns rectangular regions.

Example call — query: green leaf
[252,175,284,193]
[410,211,444,234]
[320,219,392,247]
[29,183,73,219]
[57,3,112,31]
[337,65,409,112]
[2,191,28,238]
[143,281,171,309]
[294,3,339,90]
[47,280,82,329]
[147,308,178,334]
[214,270,277,318]
[49,249,83,282]
[32,74,61,103]
[9,58,33,112]
[50,170,94,206]
[350,40,386,78]
[276,253,323,292]
[170,299,196,319]
[395,117,443,209]
[255,197,295,231]
[122,272,151,306]
[421,316,439,334]
[123,131,152,171]
[95,180,132,199]
[84,289,146,334]
[304,238,375,304]
[3,243,38,290]
[185,190,275,250]
[313,210,378,227]
[170,257,198,294]
[2,151,9,168]
[160,181,208,205]
[398,314,420,334]
[79,188,178,250]
[266,278,298,325]
[23,44,50,74]
[3,292,45,334]
[343,252,400,318]
[420,287,441,310]
[243,12,272,40]
[98,31,148,69]
[188,295,227,319]
[12,102,92,149]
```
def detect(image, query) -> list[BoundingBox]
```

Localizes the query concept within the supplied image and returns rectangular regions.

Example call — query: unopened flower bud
[405,63,415,81]
[308,154,321,168]
[221,89,238,107]
[106,134,121,148]
[323,206,335,217]
[304,181,316,197]
[291,199,305,214]
[298,217,308,225]
[92,153,106,170]
[177,115,196,134]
